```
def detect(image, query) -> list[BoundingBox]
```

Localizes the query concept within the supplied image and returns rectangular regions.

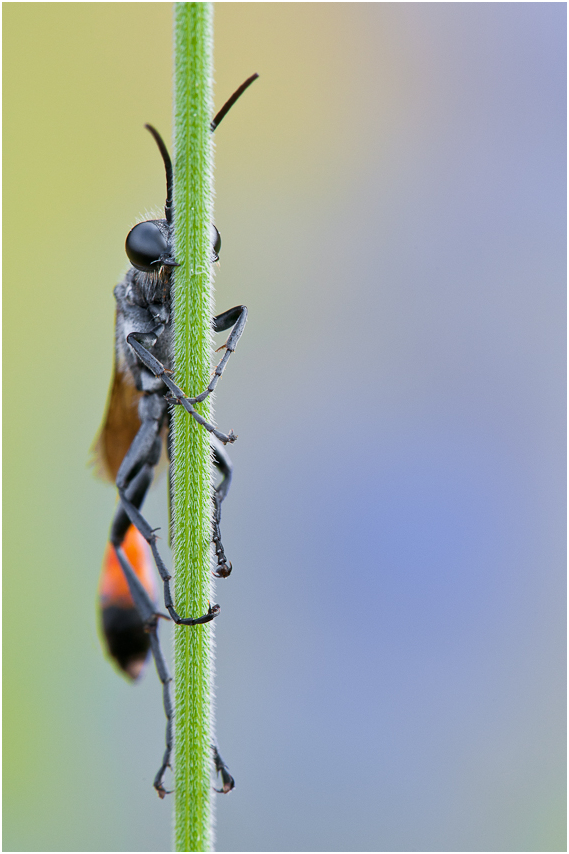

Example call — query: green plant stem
[172,3,215,851]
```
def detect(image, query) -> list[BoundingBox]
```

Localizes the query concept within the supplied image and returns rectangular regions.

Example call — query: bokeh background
[3,3,566,852]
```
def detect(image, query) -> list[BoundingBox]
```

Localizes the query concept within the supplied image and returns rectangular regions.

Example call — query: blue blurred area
[4,3,565,851]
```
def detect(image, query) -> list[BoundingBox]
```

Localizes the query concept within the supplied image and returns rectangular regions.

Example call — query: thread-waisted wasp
[93,74,258,798]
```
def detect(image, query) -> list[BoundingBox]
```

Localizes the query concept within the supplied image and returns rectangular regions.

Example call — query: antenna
[143,73,259,223]
[211,73,259,132]
[144,124,173,225]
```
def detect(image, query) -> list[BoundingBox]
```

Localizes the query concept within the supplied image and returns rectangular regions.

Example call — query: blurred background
[3,3,566,852]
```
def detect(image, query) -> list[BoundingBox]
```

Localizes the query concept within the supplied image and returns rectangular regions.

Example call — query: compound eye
[126,221,168,272]
[211,224,221,262]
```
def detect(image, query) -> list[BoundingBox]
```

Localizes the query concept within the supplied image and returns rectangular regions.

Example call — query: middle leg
[115,391,220,626]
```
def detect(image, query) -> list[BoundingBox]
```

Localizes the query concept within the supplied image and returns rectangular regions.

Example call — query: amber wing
[91,358,142,483]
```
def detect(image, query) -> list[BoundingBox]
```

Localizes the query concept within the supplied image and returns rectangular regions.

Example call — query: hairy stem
[172,3,215,851]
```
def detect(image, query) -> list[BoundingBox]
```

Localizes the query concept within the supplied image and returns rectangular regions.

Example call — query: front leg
[189,305,248,405]
[126,332,237,445]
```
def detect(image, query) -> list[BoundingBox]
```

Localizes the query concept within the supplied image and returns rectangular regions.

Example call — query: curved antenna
[143,74,258,222]
[144,124,173,224]
[211,73,259,133]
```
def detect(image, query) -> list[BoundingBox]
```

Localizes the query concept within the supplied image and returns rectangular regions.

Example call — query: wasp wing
[91,342,142,483]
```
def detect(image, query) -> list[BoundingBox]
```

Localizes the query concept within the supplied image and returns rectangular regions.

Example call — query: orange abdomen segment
[99,524,156,608]
[99,525,157,680]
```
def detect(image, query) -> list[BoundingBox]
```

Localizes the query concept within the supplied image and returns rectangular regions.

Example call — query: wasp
[93,74,258,798]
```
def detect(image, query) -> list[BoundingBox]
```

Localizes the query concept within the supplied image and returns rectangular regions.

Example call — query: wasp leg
[109,465,214,799]
[113,538,232,798]
[115,392,220,627]
[111,466,231,798]
[109,397,218,796]
[109,545,173,798]
[110,464,154,548]
[126,333,237,445]
[212,743,235,793]
[188,306,248,405]
[148,624,174,798]
[211,436,233,578]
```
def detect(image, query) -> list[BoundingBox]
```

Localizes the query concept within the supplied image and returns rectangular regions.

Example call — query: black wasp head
[125,220,221,271]
[129,125,224,272]
[125,220,175,273]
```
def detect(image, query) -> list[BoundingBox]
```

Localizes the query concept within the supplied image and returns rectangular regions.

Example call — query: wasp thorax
[126,221,169,272]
